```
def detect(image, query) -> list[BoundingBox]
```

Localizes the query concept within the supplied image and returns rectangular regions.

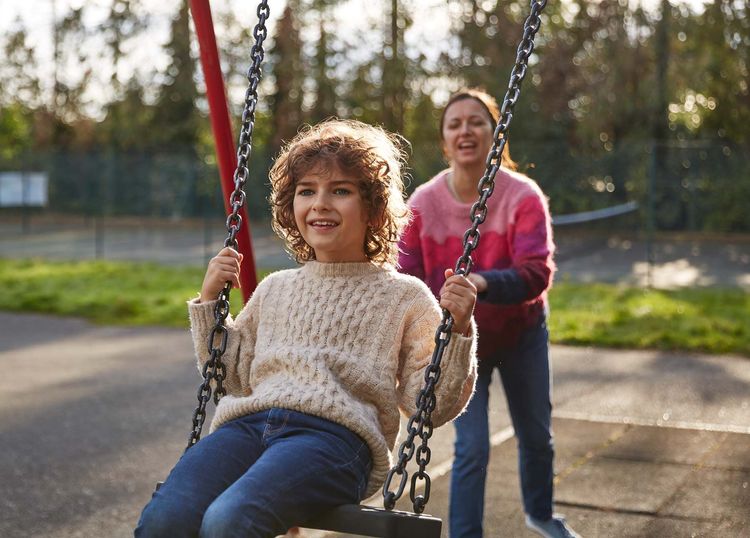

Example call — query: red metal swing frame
[190,0,258,301]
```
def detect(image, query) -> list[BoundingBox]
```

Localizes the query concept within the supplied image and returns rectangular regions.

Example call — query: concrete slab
[546,506,656,538]
[551,418,630,471]
[639,516,748,538]
[660,467,750,522]
[362,420,750,538]
[703,432,750,470]
[555,457,694,514]
[596,423,720,465]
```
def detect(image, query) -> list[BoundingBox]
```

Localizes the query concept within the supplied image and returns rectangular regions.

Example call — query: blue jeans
[135,408,372,538]
[449,317,554,538]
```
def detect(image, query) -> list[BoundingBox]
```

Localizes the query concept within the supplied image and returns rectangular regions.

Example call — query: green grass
[1,258,748,357]
[548,282,750,356]
[0,258,251,327]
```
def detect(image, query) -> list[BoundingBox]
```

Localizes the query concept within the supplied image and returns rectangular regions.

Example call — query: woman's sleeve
[479,194,554,304]
[187,287,261,396]
[396,291,477,427]
[398,209,426,280]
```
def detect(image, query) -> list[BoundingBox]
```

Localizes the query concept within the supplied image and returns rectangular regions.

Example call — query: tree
[53,6,93,124]
[98,81,154,151]
[381,0,410,132]
[670,0,749,143]
[102,0,148,97]
[0,18,42,109]
[0,104,32,162]
[402,89,442,186]
[150,0,201,150]
[308,0,341,122]
[448,0,527,96]
[268,2,304,156]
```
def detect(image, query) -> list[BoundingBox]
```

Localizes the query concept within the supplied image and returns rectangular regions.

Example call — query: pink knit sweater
[399,168,555,359]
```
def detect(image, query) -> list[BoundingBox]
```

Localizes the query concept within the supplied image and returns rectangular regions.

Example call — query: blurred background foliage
[0,0,747,231]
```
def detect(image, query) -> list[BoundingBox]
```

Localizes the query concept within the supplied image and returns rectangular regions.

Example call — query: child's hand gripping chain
[200,247,244,302]
[440,269,477,336]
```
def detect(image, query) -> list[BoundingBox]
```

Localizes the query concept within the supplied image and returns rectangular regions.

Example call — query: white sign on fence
[0,172,49,207]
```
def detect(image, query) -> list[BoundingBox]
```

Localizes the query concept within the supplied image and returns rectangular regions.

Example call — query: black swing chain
[382,0,548,514]
[186,0,271,451]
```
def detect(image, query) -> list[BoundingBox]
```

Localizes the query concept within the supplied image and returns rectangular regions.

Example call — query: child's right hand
[200,247,243,302]
[439,268,477,336]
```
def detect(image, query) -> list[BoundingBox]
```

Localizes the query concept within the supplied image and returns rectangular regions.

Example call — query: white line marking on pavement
[553,410,750,434]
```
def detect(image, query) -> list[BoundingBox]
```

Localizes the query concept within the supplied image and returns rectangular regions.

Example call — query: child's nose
[312,193,330,211]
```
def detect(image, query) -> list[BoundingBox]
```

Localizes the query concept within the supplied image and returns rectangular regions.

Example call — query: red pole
[189,0,257,301]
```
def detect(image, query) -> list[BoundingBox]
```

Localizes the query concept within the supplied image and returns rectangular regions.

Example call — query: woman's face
[441,98,495,169]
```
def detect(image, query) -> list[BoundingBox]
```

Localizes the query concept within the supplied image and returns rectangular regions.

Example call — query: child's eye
[333,188,352,195]
[296,188,314,196]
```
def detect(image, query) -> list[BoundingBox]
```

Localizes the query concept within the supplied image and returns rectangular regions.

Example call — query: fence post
[646,141,657,288]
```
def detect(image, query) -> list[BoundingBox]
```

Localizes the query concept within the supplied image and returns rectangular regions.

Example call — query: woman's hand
[466,273,488,293]
[439,269,477,335]
[200,247,243,302]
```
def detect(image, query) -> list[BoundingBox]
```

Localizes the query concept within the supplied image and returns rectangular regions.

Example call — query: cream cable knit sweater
[188,260,477,497]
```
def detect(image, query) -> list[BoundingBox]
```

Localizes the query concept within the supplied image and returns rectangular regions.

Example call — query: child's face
[293,165,370,263]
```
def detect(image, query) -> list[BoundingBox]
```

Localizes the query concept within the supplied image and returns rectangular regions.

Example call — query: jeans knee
[518,433,554,461]
[200,499,268,538]
[136,502,192,538]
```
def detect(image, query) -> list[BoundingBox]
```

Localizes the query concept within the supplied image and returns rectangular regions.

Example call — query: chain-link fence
[0,141,748,274]
[0,148,280,267]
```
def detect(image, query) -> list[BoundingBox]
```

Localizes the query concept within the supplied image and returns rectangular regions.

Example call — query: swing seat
[304,503,442,538]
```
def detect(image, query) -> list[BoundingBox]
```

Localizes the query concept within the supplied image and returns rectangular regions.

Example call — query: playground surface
[0,311,748,538]
[1,219,749,536]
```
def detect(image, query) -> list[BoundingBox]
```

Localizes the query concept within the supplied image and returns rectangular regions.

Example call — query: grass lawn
[1,258,748,357]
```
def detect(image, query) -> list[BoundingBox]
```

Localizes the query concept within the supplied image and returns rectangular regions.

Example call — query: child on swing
[136,119,478,538]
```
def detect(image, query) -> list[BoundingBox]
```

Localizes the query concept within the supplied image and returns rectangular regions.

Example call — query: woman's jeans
[135,408,372,538]
[449,318,554,538]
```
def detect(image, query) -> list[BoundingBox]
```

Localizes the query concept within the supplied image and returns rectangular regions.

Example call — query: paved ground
[1,219,749,536]
[0,312,748,538]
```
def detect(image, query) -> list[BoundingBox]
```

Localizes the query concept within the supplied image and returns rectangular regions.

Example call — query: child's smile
[293,166,370,263]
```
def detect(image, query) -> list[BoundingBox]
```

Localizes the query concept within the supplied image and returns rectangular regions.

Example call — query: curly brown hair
[440,87,517,171]
[269,119,411,265]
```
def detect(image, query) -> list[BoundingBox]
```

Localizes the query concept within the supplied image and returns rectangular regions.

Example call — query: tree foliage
[0,0,747,231]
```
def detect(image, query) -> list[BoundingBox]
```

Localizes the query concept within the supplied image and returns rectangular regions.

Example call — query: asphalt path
[1,311,748,538]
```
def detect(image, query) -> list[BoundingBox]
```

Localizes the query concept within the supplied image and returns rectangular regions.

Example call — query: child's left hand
[439,269,477,335]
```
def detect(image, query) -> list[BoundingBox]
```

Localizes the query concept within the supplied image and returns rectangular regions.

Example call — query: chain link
[186,0,270,451]
[382,0,547,513]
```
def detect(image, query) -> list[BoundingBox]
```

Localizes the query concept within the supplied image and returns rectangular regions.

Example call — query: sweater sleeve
[187,287,261,396]
[397,209,426,280]
[396,290,477,427]
[482,194,554,304]
[475,268,528,305]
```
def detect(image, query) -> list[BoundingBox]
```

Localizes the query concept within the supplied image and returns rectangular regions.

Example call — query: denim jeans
[135,408,372,538]
[449,317,554,538]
